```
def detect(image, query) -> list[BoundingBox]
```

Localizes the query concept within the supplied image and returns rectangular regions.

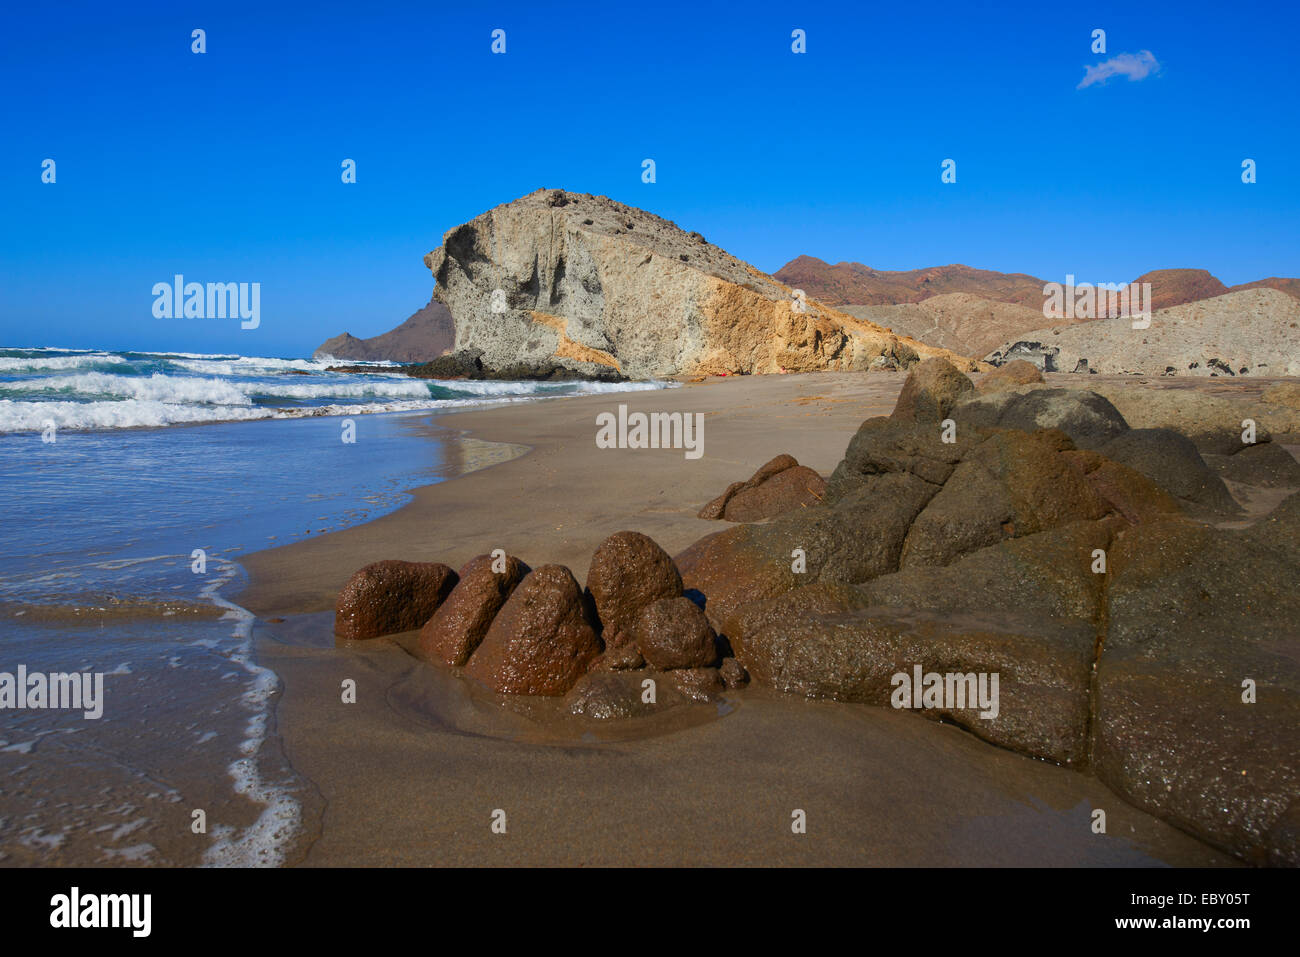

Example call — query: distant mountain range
[314,297,454,363]
[773,256,1300,312]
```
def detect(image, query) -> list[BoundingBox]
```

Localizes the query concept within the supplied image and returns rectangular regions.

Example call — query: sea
[0,346,672,865]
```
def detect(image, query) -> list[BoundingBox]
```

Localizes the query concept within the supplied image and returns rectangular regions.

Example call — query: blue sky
[1,0,1296,356]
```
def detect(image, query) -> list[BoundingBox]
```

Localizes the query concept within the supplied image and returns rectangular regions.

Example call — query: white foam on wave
[241,378,435,399]
[0,353,128,372]
[0,398,271,431]
[197,561,301,868]
[0,375,679,432]
[5,371,254,405]
[167,356,382,376]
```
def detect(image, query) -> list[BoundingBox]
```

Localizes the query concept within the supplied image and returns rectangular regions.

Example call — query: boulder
[1061,451,1185,525]
[890,357,975,423]
[977,359,1043,394]
[631,596,719,670]
[418,553,529,666]
[740,607,1094,765]
[668,667,725,702]
[334,560,458,640]
[719,657,750,689]
[463,565,601,696]
[827,415,976,497]
[698,454,826,521]
[1095,493,1300,863]
[900,430,1109,567]
[952,388,1130,450]
[1204,442,1300,489]
[589,642,645,672]
[677,470,937,636]
[1098,428,1241,516]
[565,669,684,719]
[584,531,683,646]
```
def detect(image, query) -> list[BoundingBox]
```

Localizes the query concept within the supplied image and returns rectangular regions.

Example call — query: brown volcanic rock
[732,520,1119,765]
[418,553,529,666]
[631,596,718,670]
[773,256,1048,308]
[565,670,686,719]
[976,359,1043,394]
[584,531,683,646]
[677,471,937,636]
[739,607,1094,765]
[463,564,600,696]
[1061,451,1185,525]
[1097,429,1241,517]
[698,454,826,522]
[899,430,1110,568]
[334,560,458,640]
[1095,494,1300,863]
[1204,442,1300,489]
[890,357,975,423]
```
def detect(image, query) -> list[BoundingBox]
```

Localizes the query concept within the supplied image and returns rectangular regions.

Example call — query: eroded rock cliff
[424,189,980,379]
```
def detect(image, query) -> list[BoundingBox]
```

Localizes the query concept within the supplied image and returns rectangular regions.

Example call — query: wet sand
[240,372,1253,866]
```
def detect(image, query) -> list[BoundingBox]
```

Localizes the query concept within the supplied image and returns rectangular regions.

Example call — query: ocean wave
[166,356,389,375]
[0,393,613,432]
[0,399,273,431]
[2,372,256,406]
[0,353,129,372]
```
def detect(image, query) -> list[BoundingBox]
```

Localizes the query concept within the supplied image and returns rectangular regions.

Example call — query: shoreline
[237,371,1270,866]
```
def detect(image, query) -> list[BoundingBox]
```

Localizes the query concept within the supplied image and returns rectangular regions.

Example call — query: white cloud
[1077,50,1161,89]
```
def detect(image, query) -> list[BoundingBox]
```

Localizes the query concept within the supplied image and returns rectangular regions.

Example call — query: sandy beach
[238,372,1245,866]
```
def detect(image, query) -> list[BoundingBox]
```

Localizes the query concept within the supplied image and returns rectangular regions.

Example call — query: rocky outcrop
[462,564,601,695]
[631,596,718,670]
[423,190,980,379]
[698,454,826,521]
[334,560,458,640]
[976,359,1043,394]
[314,297,455,363]
[985,288,1300,377]
[952,387,1130,450]
[418,553,528,666]
[584,531,683,647]
[890,356,976,423]
[1096,496,1300,864]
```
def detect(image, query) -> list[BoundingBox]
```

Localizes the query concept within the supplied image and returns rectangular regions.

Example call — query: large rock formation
[985,287,1300,376]
[423,189,979,379]
[314,296,455,362]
